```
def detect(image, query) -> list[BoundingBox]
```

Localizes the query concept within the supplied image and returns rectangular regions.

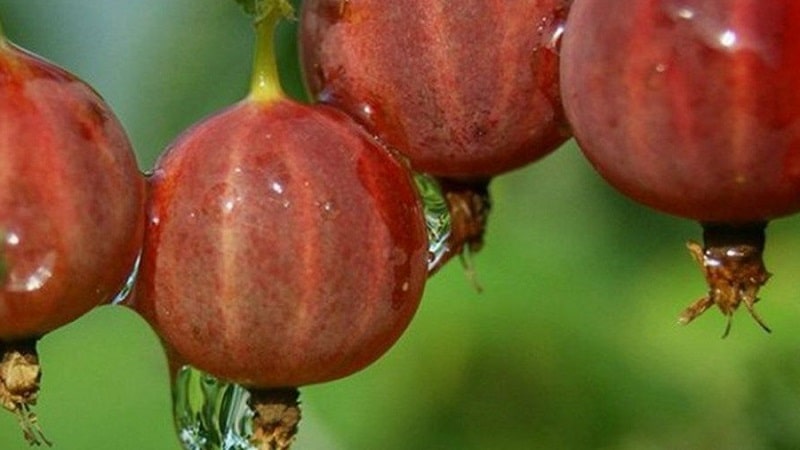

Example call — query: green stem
[247,0,294,102]
[0,17,6,44]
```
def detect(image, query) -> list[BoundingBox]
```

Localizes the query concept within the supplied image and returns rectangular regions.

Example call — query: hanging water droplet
[412,173,452,272]
[111,252,140,305]
[531,1,570,116]
[534,0,570,55]
[173,365,257,450]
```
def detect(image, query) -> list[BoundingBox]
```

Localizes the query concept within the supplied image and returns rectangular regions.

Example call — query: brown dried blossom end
[0,339,50,446]
[249,387,301,450]
[435,178,491,289]
[678,223,771,337]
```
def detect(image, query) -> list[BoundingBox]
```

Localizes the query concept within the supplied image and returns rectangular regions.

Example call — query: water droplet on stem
[173,366,256,450]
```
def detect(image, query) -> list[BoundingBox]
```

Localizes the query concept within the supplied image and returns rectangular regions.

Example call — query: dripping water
[173,365,257,450]
[111,252,140,305]
[412,173,452,272]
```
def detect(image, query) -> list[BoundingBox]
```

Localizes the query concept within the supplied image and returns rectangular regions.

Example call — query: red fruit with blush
[0,32,144,444]
[561,0,800,334]
[299,0,573,179]
[136,97,428,388]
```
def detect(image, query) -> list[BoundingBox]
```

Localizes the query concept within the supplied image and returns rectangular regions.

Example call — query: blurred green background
[2,1,800,449]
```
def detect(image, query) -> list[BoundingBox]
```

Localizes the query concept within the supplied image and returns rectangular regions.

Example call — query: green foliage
[233,0,257,15]
[233,0,295,22]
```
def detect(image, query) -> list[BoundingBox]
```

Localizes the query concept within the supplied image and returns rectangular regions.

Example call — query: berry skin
[0,39,145,340]
[560,0,800,333]
[300,0,572,179]
[0,34,144,445]
[135,97,429,388]
[561,0,800,223]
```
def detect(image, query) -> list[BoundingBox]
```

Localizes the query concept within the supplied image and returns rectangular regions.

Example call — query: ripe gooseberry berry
[0,22,145,444]
[560,0,800,335]
[298,0,573,180]
[299,0,572,280]
[132,2,428,447]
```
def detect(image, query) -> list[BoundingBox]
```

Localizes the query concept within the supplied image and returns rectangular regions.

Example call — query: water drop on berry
[3,227,56,294]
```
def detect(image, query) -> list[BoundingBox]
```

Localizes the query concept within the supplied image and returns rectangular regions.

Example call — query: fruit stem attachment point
[0,339,50,446]
[433,178,491,290]
[678,222,771,337]
[245,0,294,103]
[249,387,301,450]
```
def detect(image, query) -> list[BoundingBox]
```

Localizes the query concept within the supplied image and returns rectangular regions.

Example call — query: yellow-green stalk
[246,0,294,103]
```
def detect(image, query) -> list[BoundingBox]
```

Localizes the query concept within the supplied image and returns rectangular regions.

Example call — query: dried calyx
[434,178,492,289]
[679,223,771,338]
[0,340,50,446]
[249,388,301,450]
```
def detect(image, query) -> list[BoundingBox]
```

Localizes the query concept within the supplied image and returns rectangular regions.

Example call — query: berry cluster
[0,0,798,448]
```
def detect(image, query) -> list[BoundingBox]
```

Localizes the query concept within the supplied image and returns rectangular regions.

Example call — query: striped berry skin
[135,98,428,388]
[0,41,144,340]
[299,0,572,179]
[561,0,800,223]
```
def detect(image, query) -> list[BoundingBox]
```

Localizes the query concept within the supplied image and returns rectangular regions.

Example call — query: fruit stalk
[246,0,293,102]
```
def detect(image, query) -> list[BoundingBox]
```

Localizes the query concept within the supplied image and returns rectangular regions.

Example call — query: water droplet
[531,2,570,114]
[662,0,779,67]
[111,252,140,305]
[173,365,257,450]
[316,199,339,220]
[533,1,570,55]
[647,62,671,88]
[412,173,451,272]
[358,103,375,125]
[3,229,56,293]
[260,162,293,210]
[202,183,242,220]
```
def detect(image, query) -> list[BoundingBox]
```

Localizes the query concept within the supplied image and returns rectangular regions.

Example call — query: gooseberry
[0,27,145,443]
[133,2,428,447]
[560,0,800,334]
[299,0,573,179]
